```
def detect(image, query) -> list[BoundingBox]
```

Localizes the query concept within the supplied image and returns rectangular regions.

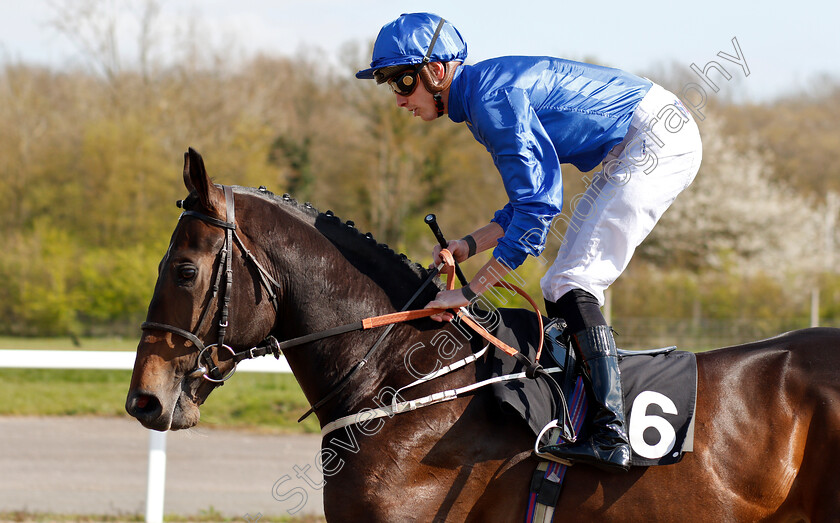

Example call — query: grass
[0,336,138,351]
[0,337,320,434]
[0,511,326,522]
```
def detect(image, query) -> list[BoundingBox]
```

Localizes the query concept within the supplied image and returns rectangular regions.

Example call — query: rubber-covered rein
[294,249,546,422]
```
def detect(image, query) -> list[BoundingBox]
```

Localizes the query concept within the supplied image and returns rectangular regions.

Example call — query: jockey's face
[392,62,446,122]
[394,83,438,121]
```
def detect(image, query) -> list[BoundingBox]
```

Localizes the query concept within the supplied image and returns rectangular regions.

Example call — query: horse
[126,148,840,522]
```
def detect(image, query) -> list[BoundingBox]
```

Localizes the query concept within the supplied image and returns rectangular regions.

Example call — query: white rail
[0,349,292,523]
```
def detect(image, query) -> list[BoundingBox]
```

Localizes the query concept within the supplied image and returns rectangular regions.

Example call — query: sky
[1,0,838,103]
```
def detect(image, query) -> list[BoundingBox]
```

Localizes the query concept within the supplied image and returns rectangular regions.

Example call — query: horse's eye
[177,265,197,281]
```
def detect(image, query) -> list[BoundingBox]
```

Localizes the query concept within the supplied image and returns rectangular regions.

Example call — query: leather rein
[140,185,544,422]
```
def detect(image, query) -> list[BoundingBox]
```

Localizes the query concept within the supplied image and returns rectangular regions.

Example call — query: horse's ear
[182,151,195,193]
[183,147,225,217]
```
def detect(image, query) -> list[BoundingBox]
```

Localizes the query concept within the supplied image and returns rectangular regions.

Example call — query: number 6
[628,390,677,459]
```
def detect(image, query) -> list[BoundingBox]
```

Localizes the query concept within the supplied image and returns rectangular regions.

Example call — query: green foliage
[817,273,840,320]
[612,262,802,321]
[0,336,136,350]
[269,134,314,199]
[1,222,83,336]
[0,28,837,338]
[722,84,840,198]
[199,373,321,434]
[608,262,838,350]
[77,244,161,325]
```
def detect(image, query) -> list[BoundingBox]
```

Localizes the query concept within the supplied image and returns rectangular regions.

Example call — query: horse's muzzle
[125,390,166,430]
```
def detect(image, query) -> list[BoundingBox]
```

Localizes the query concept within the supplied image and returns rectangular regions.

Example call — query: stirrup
[533,419,576,466]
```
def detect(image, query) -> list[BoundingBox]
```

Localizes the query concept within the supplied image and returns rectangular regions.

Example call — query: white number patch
[628,390,678,459]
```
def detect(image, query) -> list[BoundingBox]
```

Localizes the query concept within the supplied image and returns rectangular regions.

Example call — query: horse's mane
[237,185,443,307]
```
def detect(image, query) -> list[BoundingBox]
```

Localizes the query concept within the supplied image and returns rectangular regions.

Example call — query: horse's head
[126,148,279,431]
[127,148,444,431]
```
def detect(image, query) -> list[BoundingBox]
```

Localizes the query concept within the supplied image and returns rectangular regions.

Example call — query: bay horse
[126,148,840,522]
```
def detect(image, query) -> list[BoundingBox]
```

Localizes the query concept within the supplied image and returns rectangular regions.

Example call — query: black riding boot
[541,325,631,472]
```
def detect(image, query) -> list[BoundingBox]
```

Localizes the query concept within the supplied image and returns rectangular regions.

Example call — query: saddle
[477,307,697,467]
[471,307,698,520]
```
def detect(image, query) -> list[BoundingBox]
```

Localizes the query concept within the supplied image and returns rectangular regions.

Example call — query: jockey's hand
[425,288,469,322]
[431,239,469,266]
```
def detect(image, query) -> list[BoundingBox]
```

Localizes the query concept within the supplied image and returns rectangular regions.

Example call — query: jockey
[356,12,702,473]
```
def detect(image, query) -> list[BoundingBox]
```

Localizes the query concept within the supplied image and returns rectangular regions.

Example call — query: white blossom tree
[639,117,829,279]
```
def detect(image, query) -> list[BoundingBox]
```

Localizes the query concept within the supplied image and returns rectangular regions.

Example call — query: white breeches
[541,83,703,305]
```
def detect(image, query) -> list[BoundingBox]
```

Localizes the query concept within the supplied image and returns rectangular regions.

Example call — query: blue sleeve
[471,88,564,268]
[491,203,514,230]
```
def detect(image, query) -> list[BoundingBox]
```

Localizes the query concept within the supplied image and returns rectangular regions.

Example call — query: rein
[141,185,547,426]
[295,250,545,423]
[140,185,447,385]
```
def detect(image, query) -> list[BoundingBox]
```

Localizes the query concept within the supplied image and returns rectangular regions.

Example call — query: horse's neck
[280,238,402,338]
[282,255,414,423]
[265,206,433,421]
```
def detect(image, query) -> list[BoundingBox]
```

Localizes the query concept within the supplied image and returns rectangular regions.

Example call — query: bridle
[141,185,283,383]
[140,184,548,424]
[138,184,446,388]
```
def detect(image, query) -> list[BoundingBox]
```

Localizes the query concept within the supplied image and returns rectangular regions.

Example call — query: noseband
[141,185,282,383]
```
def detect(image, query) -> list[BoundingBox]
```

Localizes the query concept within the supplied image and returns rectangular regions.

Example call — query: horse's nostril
[129,392,162,419]
[136,395,150,409]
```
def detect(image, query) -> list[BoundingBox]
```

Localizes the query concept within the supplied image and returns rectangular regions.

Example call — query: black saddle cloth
[473,307,697,467]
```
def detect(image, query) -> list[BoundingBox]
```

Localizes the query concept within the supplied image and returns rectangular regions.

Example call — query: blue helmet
[356,13,468,80]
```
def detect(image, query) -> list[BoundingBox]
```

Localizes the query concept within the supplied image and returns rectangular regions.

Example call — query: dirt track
[0,416,324,519]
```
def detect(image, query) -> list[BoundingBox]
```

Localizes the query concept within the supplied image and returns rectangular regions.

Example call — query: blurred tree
[0,11,836,338]
[721,78,840,197]
[639,117,826,277]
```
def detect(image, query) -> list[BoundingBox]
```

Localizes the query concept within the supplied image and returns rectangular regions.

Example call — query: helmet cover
[356,13,467,79]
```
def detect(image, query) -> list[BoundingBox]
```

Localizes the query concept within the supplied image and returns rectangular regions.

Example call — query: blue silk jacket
[446,56,652,268]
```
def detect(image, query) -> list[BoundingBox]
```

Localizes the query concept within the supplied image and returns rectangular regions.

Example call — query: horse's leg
[807,401,840,520]
[776,329,840,520]
[423,395,543,522]
[468,331,840,522]
[325,330,840,521]
[787,398,840,521]
[322,395,536,522]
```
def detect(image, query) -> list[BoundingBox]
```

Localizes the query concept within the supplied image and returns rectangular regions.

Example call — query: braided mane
[238,185,443,307]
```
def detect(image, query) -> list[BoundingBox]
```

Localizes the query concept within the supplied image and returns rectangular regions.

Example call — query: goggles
[387,68,422,96]
[384,18,446,97]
